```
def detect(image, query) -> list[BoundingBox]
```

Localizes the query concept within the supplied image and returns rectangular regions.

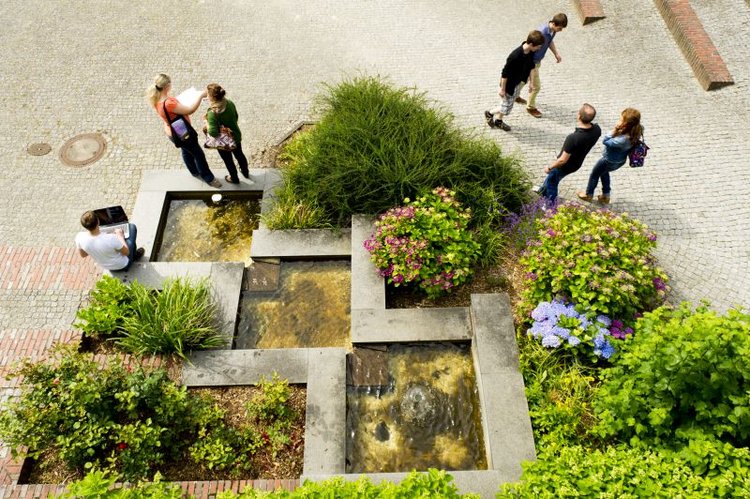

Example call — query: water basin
[154,194,260,264]
[236,260,351,349]
[346,343,486,473]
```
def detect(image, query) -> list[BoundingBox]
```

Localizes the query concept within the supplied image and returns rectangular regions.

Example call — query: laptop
[93,205,130,239]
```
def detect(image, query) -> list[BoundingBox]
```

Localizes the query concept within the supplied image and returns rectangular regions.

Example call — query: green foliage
[364,187,481,298]
[269,76,530,231]
[115,277,225,359]
[76,276,225,358]
[497,444,750,498]
[261,181,333,230]
[217,469,478,498]
[75,275,132,338]
[519,203,668,319]
[518,338,599,448]
[60,470,183,498]
[593,303,750,447]
[247,373,295,424]
[0,345,199,480]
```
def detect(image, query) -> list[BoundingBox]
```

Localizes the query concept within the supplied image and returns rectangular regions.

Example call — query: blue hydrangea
[529,300,617,360]
[541,334,562,348]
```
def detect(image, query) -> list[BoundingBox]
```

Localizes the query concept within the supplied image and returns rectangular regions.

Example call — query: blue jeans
[175,134,215,183]
[217,141,249,182]
[540,168,569,203]
[114,223,138,271]
[586,157,625,196]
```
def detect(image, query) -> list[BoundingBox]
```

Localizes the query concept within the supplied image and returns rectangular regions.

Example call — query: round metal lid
[59,133,107,167]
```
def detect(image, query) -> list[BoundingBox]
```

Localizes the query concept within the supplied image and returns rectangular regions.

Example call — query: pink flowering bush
[364,187,480,298]
[520,203,668,320]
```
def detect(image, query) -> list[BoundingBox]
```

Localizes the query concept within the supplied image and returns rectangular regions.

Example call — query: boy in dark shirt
[539,103,601,203]
[484,30,545,132]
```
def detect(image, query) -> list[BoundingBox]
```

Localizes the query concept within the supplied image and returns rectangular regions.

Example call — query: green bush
[0,345,200,480]
[593,303,750,446]
[498,444,750,498]
[217,468,478,498]
[75,274,132,338]
[247,373,294,424]
[268,76,530,233]
[518,338,599,448]
[364,187,481,297]
[76,275,225,358]
[519,203,668,320]
[60,470,182,498]
[115,277,225,358]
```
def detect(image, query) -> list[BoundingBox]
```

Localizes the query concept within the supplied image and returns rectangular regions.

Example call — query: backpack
[629,136,650,167]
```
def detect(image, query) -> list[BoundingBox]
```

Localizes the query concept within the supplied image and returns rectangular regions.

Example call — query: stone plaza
[1,0,749,496]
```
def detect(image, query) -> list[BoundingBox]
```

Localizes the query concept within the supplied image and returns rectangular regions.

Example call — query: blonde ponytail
[146,73,171,108]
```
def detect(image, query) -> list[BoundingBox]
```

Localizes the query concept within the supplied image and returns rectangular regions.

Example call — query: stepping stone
[242,260,280,292]
[347,345,389,387]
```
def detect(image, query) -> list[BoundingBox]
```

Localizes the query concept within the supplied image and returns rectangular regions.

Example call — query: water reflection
[156,197,260,264]
[236,261,351,349]
[347,343,486,473]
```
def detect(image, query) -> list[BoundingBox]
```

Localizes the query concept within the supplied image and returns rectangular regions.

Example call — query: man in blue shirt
[517,13,568,118]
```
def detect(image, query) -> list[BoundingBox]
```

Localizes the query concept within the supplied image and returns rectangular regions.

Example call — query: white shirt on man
[74,231,128,270]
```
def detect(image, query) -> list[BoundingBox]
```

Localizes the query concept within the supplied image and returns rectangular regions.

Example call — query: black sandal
[225,175,239,184]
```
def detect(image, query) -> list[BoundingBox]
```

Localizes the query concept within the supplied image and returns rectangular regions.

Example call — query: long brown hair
[612,108,643,144]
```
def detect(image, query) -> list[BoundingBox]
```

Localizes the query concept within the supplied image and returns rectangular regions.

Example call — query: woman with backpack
[577,107,643,204]
[147,73,221,188]
[205,83,249,184]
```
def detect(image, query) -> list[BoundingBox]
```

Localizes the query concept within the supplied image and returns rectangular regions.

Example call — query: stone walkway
[1,0,749,495]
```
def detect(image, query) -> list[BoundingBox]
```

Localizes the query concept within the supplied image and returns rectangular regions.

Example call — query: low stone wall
[572,0,605,25]
[654,0,733,90]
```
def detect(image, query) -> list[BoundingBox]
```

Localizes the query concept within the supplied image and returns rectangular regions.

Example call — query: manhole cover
[28,143,52,156]
[59,133,107,167]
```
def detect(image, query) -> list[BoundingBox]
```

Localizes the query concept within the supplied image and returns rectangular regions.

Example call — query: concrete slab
[470,294,535,476]
[182,348,312,386]
[242,260,281,292]
[250,227,351,259]
[471,294,520,373]
[210,262,245,345]
[259,168,283,216]
[351,307,472,343]
[130,190,167,261]
[139,169,268,193]
[351,215,385,311]
[477,371,536,478]
[303,348,348,475]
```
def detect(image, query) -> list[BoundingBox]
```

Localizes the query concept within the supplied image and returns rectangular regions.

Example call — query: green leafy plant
[217,468,478,498]
[519,203,668,319]
[115,277,225,358]
[75,274,132,338]
[261,179,333,230]
[247,373,294,424]
[268,76,530,236]
[0,345,200,480]
[498,444,750,498]
[593,303,750,447]
[364,187,481,298]
[518,337,599,448]
[60,469,183,498]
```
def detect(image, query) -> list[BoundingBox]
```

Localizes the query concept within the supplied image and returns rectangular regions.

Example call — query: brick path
[1,0,749,496]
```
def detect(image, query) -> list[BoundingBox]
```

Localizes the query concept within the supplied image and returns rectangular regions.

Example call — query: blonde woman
[205,83,249,184]
[577,108,643,204]
[146,74,221,188]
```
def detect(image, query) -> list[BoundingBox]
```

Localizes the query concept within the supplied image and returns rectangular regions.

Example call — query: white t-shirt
[75,231,128,270]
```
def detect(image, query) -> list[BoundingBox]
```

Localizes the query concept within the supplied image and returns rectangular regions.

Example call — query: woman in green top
[206,83,249,184]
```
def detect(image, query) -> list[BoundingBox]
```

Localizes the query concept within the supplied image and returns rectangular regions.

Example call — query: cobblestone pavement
[1,0,749,433]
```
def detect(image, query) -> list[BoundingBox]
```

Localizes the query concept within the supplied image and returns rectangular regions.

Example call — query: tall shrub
[271,76,530,230]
